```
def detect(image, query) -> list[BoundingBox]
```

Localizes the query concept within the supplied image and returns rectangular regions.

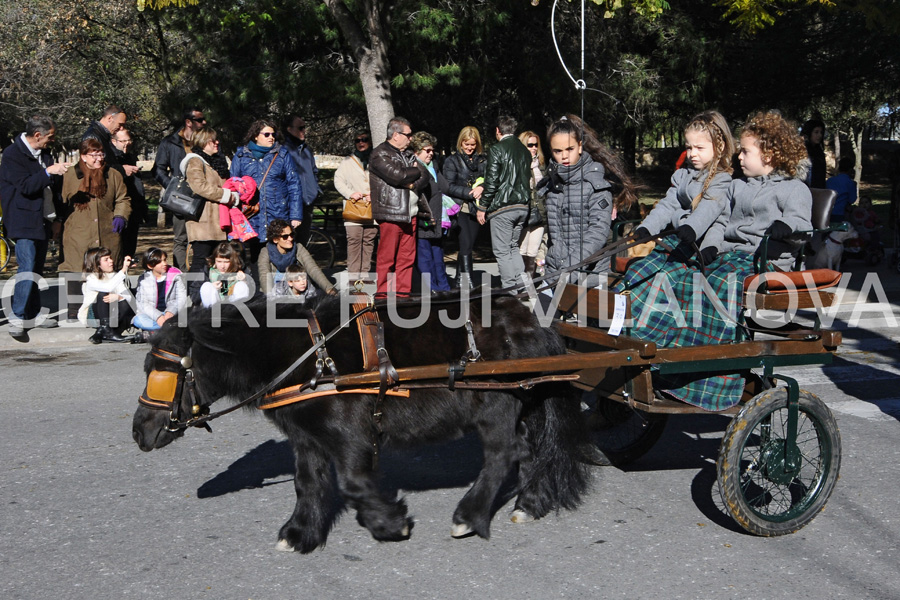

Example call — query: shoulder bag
[159,154,206,221]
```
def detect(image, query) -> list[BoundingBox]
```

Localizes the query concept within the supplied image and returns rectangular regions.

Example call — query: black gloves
[765,220,792,241]
[633,227,651,240]
[676,224,696,244]
[700,246,718,265]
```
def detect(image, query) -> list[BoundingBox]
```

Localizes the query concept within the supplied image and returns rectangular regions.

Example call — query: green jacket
[477,134,531,217]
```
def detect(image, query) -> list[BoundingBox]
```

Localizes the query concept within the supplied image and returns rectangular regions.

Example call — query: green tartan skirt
[615,245,759,411]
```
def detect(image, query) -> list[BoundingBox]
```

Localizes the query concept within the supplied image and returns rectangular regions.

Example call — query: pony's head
[131,299,324,451]
[131,322,196,451]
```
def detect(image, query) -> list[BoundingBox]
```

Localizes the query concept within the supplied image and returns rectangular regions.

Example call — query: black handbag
[159,154,206,221]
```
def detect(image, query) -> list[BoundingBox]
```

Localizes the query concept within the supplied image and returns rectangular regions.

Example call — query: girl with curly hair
[620,111,811,413]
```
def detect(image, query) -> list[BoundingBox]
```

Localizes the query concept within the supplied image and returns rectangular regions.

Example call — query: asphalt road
[2,305,900,600]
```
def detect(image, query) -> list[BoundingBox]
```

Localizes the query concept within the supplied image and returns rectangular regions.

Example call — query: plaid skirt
[616,244,760,411]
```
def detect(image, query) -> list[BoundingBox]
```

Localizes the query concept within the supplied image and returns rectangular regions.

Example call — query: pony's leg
[276,437,337,554]
[452,394,521,539]
[334,439,412,542]
[512,393,591,524]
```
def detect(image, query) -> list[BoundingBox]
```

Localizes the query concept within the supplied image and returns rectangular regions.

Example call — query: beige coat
[184,155,231,243]
[60,165,131,271]
[334,155,372,227]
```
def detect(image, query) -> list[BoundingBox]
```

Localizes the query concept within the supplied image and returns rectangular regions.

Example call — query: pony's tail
[518,386,592,516]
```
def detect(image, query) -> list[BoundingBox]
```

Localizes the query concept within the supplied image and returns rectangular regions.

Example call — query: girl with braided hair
[620,111,811,412]
[632,110,735,262]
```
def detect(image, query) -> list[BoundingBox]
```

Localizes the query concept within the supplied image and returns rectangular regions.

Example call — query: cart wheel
[589,397,668,466]
[717,388,841,536]
[867,247,884,266]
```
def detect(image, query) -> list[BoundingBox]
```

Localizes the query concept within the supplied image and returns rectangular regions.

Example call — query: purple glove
[112,216,127,233]
[447,202,462,217]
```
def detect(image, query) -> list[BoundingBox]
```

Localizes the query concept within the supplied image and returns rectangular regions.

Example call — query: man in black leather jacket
[369,116,429,296]
[476,115,531,289]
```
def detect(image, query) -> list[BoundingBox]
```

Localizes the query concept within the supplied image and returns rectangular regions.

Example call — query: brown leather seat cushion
[743,269,842,293]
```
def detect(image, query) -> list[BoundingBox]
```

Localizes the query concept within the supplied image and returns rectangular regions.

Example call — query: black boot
[458,254,474,289]
[93,319,131,343]
[522,256,535,278]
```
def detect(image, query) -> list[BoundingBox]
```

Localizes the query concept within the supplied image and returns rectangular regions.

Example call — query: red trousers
[376,219,417,296]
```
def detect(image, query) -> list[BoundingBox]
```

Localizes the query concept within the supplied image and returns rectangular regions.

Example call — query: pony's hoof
[510,509,535,524]
[401,524,410,537]
[275,539,294,552]
[451,523,474,538]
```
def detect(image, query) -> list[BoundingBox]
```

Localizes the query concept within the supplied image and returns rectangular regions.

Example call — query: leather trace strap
[307,311,338,389]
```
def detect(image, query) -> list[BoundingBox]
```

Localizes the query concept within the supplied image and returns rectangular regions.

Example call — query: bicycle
[0,215,12,272]
[304,226,336,270]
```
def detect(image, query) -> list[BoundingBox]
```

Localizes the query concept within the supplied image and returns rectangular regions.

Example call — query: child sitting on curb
[131,247,187,342]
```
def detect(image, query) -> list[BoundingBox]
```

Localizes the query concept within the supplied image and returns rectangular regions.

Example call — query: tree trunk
[851,125,864,184]
[323,0,395,142]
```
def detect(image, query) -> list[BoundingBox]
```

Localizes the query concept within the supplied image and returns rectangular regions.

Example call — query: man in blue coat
[0,116,71,339]
[282,114,322,246]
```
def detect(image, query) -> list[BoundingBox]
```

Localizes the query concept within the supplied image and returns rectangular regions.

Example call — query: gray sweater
[542,153,613,283]
[640,167,731,250]
[706,172,812,269]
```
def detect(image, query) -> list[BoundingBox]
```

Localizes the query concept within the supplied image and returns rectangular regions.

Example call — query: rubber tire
[589,397,668,466]
[717,388,841,536]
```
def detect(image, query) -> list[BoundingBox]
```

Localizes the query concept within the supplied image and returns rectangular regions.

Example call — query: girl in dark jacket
[442,126,486,287]
[412,132,452,292]
[541,115,638,287]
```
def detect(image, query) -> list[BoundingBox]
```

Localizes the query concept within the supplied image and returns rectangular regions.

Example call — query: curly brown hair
[740,111,808,177]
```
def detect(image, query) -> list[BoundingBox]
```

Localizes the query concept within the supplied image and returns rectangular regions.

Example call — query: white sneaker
[35,316,58,329]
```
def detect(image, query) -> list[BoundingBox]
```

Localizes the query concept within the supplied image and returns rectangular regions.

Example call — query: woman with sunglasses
[230,119,303,289]
[517,130,547,277]
[59,138,131,275]
[264,219,335,295]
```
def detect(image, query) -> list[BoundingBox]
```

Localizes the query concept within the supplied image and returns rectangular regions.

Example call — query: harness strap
[307,312,338,388]
[352,296,382,372]
[259,383,410,410]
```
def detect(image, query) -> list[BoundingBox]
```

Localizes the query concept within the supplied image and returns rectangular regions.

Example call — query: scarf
[460,151,482,174]
[267,242,295,274]
[353,147,371,170]
[248,141,272,160]
[76,161,107,208]
[194,147,230,179]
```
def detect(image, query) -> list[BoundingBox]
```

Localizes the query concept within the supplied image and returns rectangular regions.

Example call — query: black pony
[131,294,590,553]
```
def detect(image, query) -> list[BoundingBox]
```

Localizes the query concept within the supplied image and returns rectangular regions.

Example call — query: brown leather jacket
[369,141,430,223]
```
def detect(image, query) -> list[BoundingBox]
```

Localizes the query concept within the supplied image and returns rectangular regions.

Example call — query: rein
[138,304,381,432]
[139,229,671,432]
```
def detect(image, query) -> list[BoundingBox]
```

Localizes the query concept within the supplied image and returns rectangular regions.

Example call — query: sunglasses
[278,232,294,239]
[355,137,370,143]
[191,117,207,123]
[397,131,413,139]
[422,148,434,153]
[260,132,276,138]
[526,143,539,148]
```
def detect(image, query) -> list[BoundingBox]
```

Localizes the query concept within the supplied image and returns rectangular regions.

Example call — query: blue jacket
[282,135,321,207]
[0,135,56,240]
[230,143,303,231]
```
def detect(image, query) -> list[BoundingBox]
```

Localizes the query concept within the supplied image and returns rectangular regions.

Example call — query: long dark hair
[547,114,637,213]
